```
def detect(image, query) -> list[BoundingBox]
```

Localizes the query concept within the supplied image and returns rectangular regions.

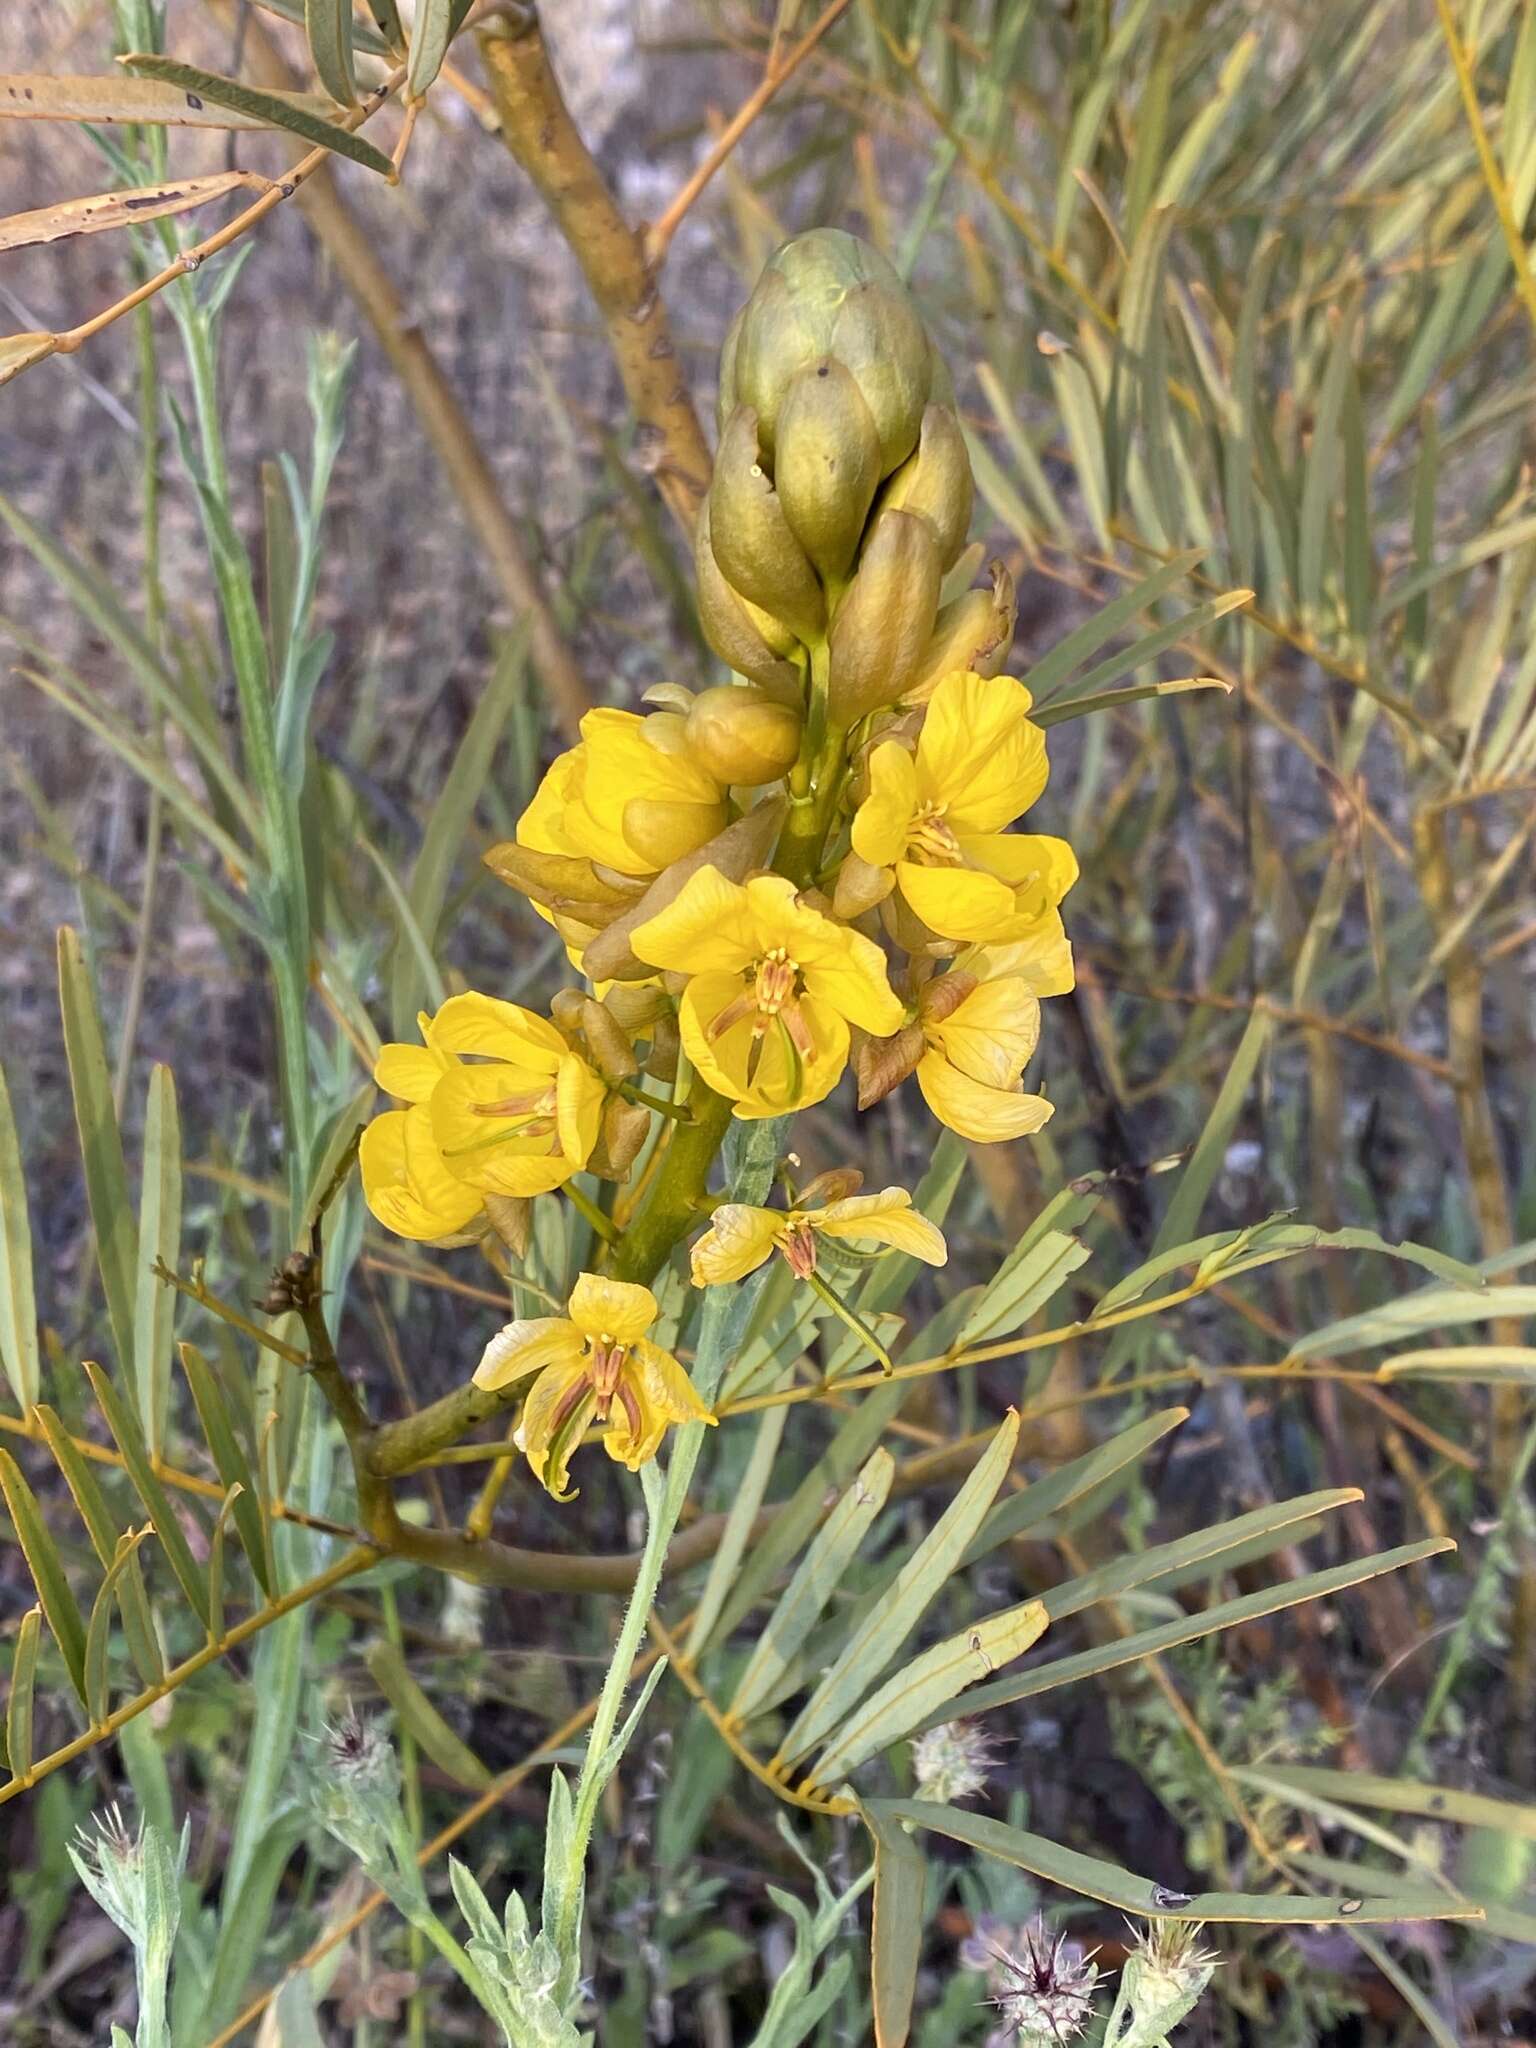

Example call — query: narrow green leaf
[120,55,395,176]
[1043,589,1252,711]
[871,1802,1481,1922]
[0,1063,40,1411]
[58,930,140,1387]
[1153,32,1257,209]
[1042,1487,1361,1626]
[6,1606,42,1780]
[1248,1766,1536,1841]
[1044,347,1111,547]
[365,1640,493,1790]
[1297,301,1356,625]
[0,70,346,127]
[1033,676,1231,727]
[1380,1345,1536,1383]
[254,0,393,52]
[862,1800,925,2048]
[1378,511,1536,620]
[178,1342,274,1596]
[809,1601,1048,1785]
[687,1405,788,1658]
[405,0,454,98]
[84,1362,211,1631]
[1290,1285,1536,1362]
[389,626,531,1035]
[940,1538,1451,1724]
[133,1067,181,1460]
[304,0,357,106]
[85,1528,151,1727]
[728,1449,894,1723]
[33,1404,123,1564]
[953,1231,1090,1350]
[777,1412,1021,1768]
[0,1448,88,1704]
[960,1409,1190,1568]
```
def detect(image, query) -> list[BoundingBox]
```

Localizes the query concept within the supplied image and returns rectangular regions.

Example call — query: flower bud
[874,403,974,571]
[1108,1923,1219,2048]
[694,494,805,699]
[685,683,803,786]
[773,358,882,582]
[621,791,730,871]
[903,559,1016,705]
[832,849,895,920]
[581,797,786,984]
[577,995,638,1083]
[734,229,931,476]
[709,406,825,645]
[826,508,942,727]
[588,1096,650,1181]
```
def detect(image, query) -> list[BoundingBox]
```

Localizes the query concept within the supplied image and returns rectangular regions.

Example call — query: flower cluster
[359,229,1075,1497]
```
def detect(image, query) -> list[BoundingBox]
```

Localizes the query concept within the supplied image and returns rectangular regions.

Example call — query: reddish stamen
[781,1223,818,1278]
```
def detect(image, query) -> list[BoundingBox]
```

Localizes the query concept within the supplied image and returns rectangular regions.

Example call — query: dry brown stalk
[476,5,712,537]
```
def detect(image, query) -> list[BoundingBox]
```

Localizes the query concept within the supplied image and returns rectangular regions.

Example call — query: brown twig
[643,0,853,268]
[476,4,712,536]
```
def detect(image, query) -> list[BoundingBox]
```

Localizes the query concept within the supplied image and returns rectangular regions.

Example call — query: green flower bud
[773,358,882,583]
[709,406,825,644]
[874,403,974,571]
[733,229,932,476]
[685,683,803,786]
[826,507,942,727]
[694,493,805,699]
[903,560,1017,704]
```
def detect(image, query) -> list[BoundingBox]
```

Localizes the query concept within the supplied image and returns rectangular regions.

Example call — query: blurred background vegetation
[2,0,1536,2040]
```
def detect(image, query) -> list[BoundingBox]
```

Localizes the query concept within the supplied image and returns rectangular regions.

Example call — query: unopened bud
[578,996,638,1083]
[603,983,669,1035]
[709,407,825,645]
[685,684,803,786]
[903,560,1017,705]
[826,509,942,727]
[854,1022,926,1108]
[694,494,804,699]
[589,1097,651,1181]
[832,850,895,920]
[581,799,786,984]
[1107,1923,1219,2048]
[646,1011,680,1081]
[483,843,645,926]
[621,788,730,872]
[773,358,882,582]
[874,403,973,571]
[919,971,978,1025]
[734,230,932,476]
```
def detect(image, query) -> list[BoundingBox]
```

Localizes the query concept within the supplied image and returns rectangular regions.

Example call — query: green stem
[804,1267,893,1374]
[609,1084,735,1283]
[776,640,847,891]
[564,1179,619,1245]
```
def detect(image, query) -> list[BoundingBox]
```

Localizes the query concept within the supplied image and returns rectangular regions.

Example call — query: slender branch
[1434,0,1536,344]
[476,4,713,536]
[643,0,853,267]
[215,5,591,738]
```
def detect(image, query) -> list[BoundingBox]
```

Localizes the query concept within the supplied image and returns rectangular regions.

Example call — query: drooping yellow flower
[691,1180,947,1285]
[518,708,728,879]
[630,866,905,1118]
[850,669,1076,944]
[472,1273,713,1498]
[359,1105,484,1243]
[915,966,1054,1143]
[368,993,606,1218]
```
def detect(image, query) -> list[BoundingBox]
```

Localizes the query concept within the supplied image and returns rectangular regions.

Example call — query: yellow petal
[850,741,919,868]
[428,991,565,1068]
[373,1041,445,1104]
[795,925,906,1037]
[603,1342,714,1471]
[360,1107,484,1242]
[896,858,1020,943]
[916,671,1046,833]
[962,832,1079,907]
[555,1054,606,1171]
[678,979,849,1117]
[631,866,763,976]
[429,1062,574,1197]
[472,1317,582,1390]
[518,1360,596,1498]
[927,977,1041,1088]
[962,914,1075,997]
[915,1050,1055,1142]
[568,1272,657,1344]
[690,1204,785,1285]
[562,709,725,875]
[813,1188,948,1265]
[515,744,584,858]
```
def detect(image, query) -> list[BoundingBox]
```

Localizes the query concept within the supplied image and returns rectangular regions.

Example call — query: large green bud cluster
[696,229,1012,728]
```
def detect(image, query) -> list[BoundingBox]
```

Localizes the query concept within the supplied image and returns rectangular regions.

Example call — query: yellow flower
[691,1180,947,1285]
[371,993,607,1210]
[916,966,1054,1143]
[472,1273,713,1498]
[850,669,1076,943]
[630,866,905,1118]
[518,708,728,879]
[359,1106,484,1243]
